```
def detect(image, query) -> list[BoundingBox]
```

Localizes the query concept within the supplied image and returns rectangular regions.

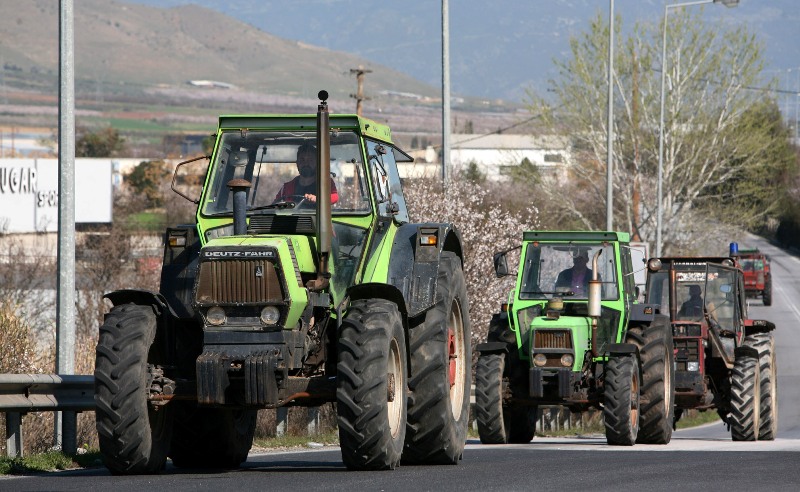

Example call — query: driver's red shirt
[275,176,339,204]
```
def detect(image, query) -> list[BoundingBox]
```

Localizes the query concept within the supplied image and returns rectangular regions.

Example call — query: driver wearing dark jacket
[275,142,339,204]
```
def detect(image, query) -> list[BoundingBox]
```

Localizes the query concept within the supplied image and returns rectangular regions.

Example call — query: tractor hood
[194,235,324,330]
[526,314,592,371]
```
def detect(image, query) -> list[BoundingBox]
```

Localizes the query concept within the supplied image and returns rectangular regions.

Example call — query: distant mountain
[122,0,800,102]
[0,0,442,104]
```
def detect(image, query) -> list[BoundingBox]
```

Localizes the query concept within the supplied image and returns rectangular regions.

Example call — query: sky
[126,0,799,113]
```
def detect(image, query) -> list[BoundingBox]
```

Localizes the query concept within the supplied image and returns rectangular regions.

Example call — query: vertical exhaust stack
[307,90,331,292]
[588,249,603,357]
[228,179,252,236]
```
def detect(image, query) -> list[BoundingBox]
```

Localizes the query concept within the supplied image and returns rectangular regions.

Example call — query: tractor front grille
[248,215,315,235]
[195,259,283,305]
[533,330,573,349]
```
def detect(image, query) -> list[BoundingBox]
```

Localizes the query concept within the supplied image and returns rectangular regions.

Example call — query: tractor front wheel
[730,351,761,441]
[627,317,674,444]
[337,299,407,470]
[746,333,777,440]
[603,353,640,446]
[94,304,173,475]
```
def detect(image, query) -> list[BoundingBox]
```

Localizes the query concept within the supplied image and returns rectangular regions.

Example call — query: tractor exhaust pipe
[307,90,331,292]
[228,178,252,236]
[588,249,603,357]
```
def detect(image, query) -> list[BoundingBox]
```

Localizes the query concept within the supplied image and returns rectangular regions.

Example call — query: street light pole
[655,0,738,257]
[606,0,614,231]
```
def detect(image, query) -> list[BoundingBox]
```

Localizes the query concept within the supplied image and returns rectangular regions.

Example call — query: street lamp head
[714,0,739,7]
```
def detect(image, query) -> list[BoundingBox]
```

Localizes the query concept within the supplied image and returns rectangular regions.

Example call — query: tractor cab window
[202,131,371,218]
[366,139,409,223]
[519,242,619,301]
[704,265,739,333]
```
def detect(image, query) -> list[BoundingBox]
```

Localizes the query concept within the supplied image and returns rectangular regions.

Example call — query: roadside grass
[676,409,721,429]
[0,449,103,475]
[252,431,339,451]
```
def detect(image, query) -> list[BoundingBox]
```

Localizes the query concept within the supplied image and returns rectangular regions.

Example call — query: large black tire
[337,299,407,470]
[169,404,257,468]
[746,333,778,440]
[505,406,536,444]
[730,351,761,441]
[603,353,640,446]
[762,278,772,306]
[95,304,173,475]
[475,353,505,444]
[627,317,674,444]
[403,252,471,465]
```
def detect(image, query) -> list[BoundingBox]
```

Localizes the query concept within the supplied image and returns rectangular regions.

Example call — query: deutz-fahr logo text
[203,250,275,258]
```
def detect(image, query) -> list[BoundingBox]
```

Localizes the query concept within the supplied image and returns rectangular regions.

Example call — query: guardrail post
[306,407,319,435]
[61,411,78,455]
[6,412,23,458]
[276,407,288,437]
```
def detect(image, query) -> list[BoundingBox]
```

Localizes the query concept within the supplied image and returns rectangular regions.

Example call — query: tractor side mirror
[494,252,509,277]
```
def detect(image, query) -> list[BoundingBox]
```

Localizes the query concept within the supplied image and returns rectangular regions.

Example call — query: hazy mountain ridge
[0,0,443,103]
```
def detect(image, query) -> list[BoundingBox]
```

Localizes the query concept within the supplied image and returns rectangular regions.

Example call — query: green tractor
[94,91,471,474]
[475,231,674,445]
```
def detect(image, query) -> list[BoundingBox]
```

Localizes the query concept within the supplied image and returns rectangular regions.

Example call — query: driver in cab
[274,142,339,205]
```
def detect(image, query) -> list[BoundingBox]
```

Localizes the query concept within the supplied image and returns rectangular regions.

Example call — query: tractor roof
[522,230,630,243]
[216,114,393,144]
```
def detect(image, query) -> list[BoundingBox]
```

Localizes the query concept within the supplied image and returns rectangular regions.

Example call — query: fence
[0,374,95,458]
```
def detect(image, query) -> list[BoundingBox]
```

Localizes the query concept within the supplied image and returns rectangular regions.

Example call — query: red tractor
[644,256,778,441]
[730,243,772,306]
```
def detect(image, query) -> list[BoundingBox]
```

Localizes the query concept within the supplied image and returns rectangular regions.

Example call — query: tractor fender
[104,289,180,320]
[744,318,776,335]
[628,303,658,322]
[346,282,408,318]
[734,345,759,359]
[608,343,640,357]
[387,222,464,318]
[476,342,509,354]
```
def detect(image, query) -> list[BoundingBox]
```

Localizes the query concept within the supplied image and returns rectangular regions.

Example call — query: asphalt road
[3,234,798,491]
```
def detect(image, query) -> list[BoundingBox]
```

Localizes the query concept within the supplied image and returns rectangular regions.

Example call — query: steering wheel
[274,194,312,209]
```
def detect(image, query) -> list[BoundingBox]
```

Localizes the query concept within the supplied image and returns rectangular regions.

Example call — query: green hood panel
[526,315,592,370]
[201,235,320,329]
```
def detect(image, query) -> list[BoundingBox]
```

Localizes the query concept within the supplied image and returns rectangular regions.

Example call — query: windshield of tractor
[519,242,619,300]
[739,258,764,272]
[202,131,371,216]
[660,264,740,330]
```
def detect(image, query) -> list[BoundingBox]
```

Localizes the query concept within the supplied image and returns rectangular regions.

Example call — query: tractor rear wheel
[475,353,506,444]
[506,406,536,444]
[337,299,407,470]
[603,353,640,446]
[627,317,674,444]
[746,333,778,440]
[403,252,471,465]
[169,404,257,468]
[762,278,772,306]
[95,304,172,475]
[730,351,761,441]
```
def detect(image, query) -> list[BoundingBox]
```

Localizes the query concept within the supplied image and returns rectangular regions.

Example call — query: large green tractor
[94,91,471,474]
[475,231,674,445]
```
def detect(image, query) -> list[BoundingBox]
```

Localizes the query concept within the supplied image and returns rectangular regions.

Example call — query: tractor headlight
[560,354,574,367]
[687,361,700,372]
[647,258,662,272]
[260,306,281,325]
[206,306,226,326]
[533,353,547,367]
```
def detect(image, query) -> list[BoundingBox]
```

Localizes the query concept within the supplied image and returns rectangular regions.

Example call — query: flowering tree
[405,173,539,348]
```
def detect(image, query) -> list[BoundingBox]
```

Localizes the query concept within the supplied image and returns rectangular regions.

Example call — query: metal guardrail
[0,374,95,458]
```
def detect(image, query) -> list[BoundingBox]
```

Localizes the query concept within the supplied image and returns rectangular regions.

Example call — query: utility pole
[349,66,371,116]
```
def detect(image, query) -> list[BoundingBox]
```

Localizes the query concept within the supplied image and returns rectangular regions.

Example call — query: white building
[406,133,572,182]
